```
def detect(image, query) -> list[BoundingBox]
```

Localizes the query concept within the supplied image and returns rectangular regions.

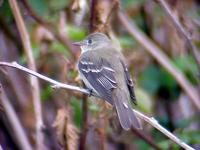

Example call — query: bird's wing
[120,60,137,105]
[78,56,117,105]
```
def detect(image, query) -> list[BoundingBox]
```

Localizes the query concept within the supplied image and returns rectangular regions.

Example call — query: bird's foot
[88,89,93,97]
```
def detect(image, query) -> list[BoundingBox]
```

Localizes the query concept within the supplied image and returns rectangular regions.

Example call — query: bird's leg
[88,88,93,97]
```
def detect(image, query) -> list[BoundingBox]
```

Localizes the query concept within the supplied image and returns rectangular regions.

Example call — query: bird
[73,32,141,130]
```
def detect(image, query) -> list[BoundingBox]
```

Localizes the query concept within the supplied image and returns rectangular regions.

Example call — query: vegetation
[0,0,199,149]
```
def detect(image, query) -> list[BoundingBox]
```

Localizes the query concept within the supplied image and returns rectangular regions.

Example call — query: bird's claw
[88,89,93,97]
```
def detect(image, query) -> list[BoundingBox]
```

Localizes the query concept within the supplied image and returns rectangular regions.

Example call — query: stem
[156,0,200,70]
[0,85,32,150]
[79,93,88,150]
[8,0,43,149]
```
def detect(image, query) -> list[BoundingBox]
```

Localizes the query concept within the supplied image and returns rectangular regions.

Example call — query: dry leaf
[53,108,78,150]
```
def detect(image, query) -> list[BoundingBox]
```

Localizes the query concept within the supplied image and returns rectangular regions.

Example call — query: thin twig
[89,0,118,33]
[79,92,88,150]
[0,61,194,150]
[156,0,200,70]
[118,10,200,110]
[133,110,194,150]
[89,0,97,32]
[101,0,119,32]
[0,85,32,150]
[97,115,106,150]
[8,0,43,149]
[0,62,92,95]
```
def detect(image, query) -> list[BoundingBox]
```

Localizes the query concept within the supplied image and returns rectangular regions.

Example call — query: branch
[89,0,98,32]
[118,10,200,110]
[0,62,93,96]
[79,93,88,150]
[156,0,200,70]
[133,110,194,150]
[101,0,119,32]
[8,0,44,149]
[0,85,32,150]
[89,0,118,33]
[0,61,194,150]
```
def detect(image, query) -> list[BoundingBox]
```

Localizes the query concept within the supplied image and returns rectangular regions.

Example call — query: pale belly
[79,71,99,95]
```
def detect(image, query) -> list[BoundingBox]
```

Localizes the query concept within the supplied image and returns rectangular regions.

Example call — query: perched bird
[73,32,141,130]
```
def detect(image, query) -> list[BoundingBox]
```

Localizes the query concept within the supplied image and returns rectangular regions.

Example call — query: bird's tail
[113,89,141,130]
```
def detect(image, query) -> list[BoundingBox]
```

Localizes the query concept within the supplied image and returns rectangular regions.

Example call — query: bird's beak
[72,41,85,46]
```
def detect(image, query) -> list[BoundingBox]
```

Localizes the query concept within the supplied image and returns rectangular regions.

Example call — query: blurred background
[0,0,199,150]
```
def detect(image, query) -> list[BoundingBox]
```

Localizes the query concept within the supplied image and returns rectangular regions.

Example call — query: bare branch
[156,0,200,70]
[133,110,194,150]
[0,61,194,150]
[118,10,200,110]
[79,93,89,150]
[101,0,119,32]
[89,0,98,32]
[8,0,44,149]
[0,85,32,150]
[89,0,118,33]
[0,62,93,96]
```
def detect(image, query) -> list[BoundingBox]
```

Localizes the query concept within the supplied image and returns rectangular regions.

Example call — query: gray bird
[73,32,141,130]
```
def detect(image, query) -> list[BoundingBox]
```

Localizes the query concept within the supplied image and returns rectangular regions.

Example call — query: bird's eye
[88,39,92,44]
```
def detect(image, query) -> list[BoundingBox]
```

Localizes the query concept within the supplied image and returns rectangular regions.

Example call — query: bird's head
[73,32,110,53]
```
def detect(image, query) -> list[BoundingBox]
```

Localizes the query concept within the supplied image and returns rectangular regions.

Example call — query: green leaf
[28,0,48,16]
[158,140,180,150]
[139,64,162,95]
[70,97,82,128]
[158,140,171,149]
[135,88,153,113]
[174,118,193,129]
[50,42,72,58]
[156,116,172,131]
[176,130,200,144]
[134,139,154,150]
[119,36,137,48]
[173,55,198,84]
[49,0,69,11]
[139,64,180,100]
[67,70,78,79]
[67,25,86,41]
[19,44,41,64]
[121,0,146,9]
[88,101,100,113]
[41,85,53,101]
[159,68,180,100]
[0,0,13,21]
